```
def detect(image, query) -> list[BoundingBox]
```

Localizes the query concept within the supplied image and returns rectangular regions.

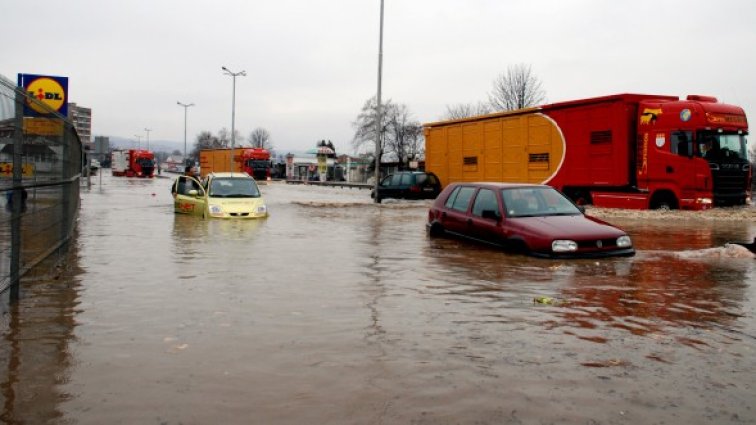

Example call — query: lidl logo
[18,74,69,117]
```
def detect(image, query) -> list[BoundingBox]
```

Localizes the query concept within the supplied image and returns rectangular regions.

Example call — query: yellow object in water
[533,296,556,305]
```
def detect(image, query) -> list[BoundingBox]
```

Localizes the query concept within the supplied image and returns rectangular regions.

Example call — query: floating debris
[534,296,557,305]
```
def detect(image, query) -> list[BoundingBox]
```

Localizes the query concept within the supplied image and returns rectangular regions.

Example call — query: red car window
[472,189,498,217]
[448,187,476,212]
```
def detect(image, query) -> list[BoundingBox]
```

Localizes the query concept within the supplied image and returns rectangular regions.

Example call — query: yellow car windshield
[208,178,261,198]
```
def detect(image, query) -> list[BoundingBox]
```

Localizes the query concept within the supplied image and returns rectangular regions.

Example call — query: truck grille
[712,168,747,194]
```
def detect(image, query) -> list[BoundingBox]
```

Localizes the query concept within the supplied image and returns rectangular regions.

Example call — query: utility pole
[373,0,385,203]
[144,128,152,150]
[177,101,195,165]
[222,66,246,173]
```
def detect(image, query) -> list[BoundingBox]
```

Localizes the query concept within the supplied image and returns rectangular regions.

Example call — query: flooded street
[2,174,756,424]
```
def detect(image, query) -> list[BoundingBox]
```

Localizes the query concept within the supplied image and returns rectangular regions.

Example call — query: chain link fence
[0,74,82,296]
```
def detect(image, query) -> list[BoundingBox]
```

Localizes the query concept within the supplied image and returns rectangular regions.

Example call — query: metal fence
[0,74,82,297]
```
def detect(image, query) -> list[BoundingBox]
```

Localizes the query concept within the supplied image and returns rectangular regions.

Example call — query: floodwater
[1,174,755,424]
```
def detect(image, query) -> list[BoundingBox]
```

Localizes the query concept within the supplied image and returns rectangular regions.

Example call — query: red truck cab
[129,149,156,178]
[239,148,272,181]
[632,95,750,208]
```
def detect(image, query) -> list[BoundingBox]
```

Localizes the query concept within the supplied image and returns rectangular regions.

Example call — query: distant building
[69,102,92,147]
[161,155,185,173]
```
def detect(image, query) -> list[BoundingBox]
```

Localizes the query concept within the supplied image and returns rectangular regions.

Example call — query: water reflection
[423,233,754,349]
[554,254,751,342]
[0,242,81,424]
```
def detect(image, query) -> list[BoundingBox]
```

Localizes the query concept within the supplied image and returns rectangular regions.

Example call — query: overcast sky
[3,0,755,154]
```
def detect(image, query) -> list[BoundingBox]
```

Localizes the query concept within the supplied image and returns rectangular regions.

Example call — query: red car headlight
[552,240,578,252]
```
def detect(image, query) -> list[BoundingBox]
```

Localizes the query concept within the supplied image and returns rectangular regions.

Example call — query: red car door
[439,186,477,235]
[467,188,503,244]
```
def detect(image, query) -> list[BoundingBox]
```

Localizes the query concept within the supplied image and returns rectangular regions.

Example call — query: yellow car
[173,172,268,219]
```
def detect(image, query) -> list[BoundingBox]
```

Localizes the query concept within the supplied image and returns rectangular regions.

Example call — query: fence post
[9,86,24,300]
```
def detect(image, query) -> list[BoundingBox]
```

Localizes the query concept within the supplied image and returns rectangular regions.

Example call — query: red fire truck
[199,148,272,180]
[424,94,750,210]
[111,149,156,178]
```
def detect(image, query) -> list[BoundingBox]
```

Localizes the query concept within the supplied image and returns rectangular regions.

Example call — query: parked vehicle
[427,182,635,258]
[371,171,441,202]
[199,148,271,181]
[172,172,268,219]
[89,158,100,174]
[424,94,751,210]
[111,149,156,178]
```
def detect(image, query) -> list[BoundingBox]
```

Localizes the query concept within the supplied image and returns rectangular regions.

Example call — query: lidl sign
[18,73,68,117]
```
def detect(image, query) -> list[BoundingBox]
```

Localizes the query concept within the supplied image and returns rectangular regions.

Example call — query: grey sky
[3,0,755,154]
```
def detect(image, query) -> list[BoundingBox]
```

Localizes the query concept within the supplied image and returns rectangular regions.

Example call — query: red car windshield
[501,187,581,217]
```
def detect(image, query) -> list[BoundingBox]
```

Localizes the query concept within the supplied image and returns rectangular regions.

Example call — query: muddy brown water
[1,174,755,424]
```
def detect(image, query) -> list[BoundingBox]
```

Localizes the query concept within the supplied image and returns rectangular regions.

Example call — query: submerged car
[172,172,268,219]
[371,171,441,202]
[427,182,634,258]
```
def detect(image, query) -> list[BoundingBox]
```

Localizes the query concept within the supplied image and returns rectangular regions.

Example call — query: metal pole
[231,75,236,171]
[144,128,151,150]
[222,67,246,173]
[373,0,385,203]
[10,84,24,300]
[177,101,195,165]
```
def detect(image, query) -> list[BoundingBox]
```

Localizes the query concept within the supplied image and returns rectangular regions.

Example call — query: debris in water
[676,244,755,260]
[731,237,756,254]
[534,296,557,305]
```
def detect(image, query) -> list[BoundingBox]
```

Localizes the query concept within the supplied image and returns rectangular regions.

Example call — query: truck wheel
[564,188,592,206]
[650,192,678,210]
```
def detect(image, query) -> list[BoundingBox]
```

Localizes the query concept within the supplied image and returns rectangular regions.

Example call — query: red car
[427,182,635,258]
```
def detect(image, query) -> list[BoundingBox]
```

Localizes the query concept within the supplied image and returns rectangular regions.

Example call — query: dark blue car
[371,171,441,203]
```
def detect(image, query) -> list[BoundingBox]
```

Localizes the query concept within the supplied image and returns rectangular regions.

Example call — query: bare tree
[248,128,273,149]
[443,102,492,120]
[352,96,424,169]
[189,128,241,160]
[489,63,546,111]
[385,103,423,169]
[190,131,216,160]
[217,128,242,148]
[352,96,392,156]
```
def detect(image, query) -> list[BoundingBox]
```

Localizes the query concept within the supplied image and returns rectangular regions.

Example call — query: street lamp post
[222,66,246,172]
[373,0,385,203]
[177,101,195,165]
[144,128,152,150]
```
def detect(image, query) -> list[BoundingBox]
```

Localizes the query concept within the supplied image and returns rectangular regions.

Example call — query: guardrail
[284,180,372,190]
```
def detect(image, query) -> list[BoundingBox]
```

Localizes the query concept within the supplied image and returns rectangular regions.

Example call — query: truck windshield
[247,159,269,169]
[696,132,748,161]
[209,178,261,198]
